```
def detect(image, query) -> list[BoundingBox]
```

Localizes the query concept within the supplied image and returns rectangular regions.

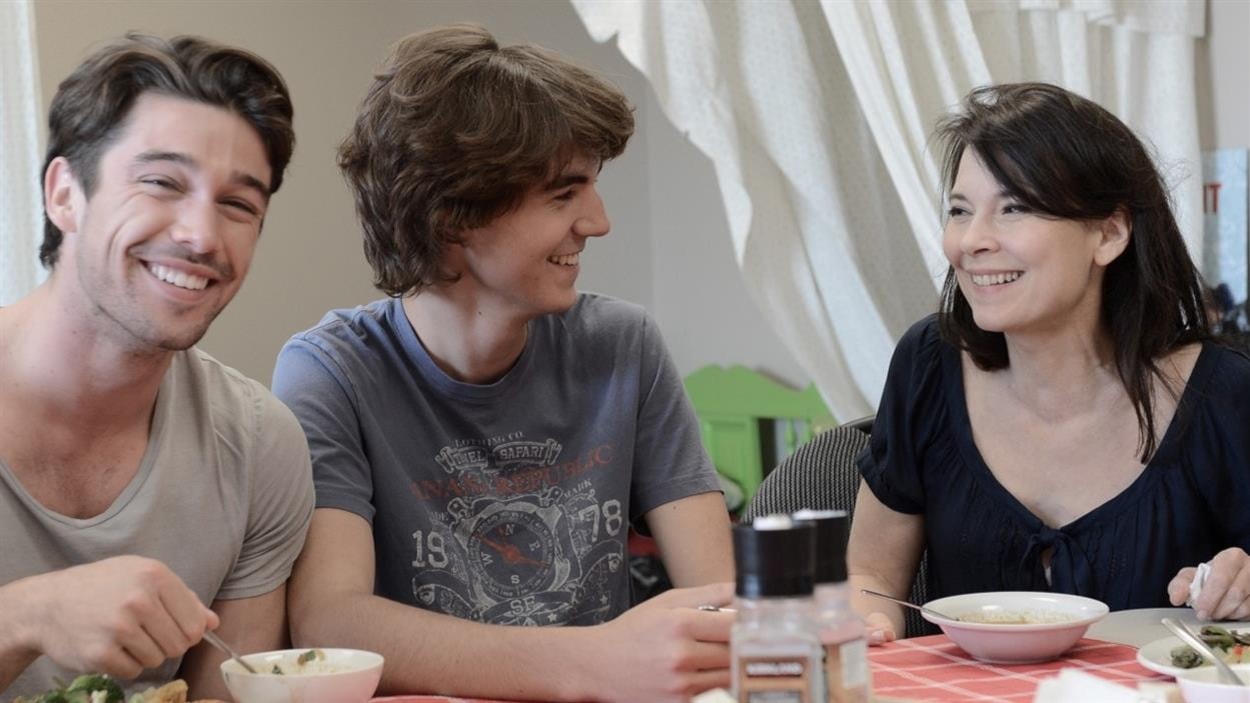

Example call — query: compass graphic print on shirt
[469,506,557,599]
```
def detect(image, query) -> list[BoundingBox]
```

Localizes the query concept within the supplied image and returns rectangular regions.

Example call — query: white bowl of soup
[920,591,1109,664]
[220,648,383,703]
[1175,662,1250,703]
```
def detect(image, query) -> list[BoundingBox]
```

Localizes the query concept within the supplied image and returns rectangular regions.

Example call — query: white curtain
[1,0,45,306]
[571,0,1205,419]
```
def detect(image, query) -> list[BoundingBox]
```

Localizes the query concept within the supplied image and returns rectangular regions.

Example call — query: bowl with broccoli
[219,648,383,703]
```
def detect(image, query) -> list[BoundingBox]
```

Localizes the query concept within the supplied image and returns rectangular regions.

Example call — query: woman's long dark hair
[935,83,1209,461]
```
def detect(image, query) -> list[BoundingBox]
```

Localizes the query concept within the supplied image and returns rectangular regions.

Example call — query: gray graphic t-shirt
[273,294,719,625]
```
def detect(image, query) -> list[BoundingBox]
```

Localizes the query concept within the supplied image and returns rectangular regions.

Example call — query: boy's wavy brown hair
[339,24,634,296]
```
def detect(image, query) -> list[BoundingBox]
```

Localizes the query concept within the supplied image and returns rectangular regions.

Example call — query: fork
[202,630,259,674]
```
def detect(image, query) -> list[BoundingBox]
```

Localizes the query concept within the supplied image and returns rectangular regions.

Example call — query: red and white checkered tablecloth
[869,635,1169,702]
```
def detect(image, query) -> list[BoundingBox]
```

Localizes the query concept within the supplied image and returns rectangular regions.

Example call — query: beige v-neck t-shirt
[1,348,314,697]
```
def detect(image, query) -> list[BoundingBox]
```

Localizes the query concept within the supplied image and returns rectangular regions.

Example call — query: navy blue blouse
[858,315,1250,610]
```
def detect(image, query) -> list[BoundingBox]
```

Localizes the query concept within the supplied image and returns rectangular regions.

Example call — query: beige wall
[32,0,1249,395]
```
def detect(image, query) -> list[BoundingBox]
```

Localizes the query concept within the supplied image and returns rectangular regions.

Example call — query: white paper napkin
[1188,561,1212,608]
[1032,670,1180,703]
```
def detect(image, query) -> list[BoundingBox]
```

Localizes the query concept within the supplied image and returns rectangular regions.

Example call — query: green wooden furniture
[683,365,836,503]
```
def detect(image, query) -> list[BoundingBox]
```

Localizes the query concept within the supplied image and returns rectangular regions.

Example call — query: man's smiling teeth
[548,253,579,266]
[971,271,1022,286]
[147,262,209,291]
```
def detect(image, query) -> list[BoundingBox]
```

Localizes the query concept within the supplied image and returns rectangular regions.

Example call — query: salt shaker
[794,509,871,703]
[731,514,822,703]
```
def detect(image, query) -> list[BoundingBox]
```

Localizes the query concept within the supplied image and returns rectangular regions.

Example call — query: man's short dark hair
[338,23,635,297]
[40,33,295,268]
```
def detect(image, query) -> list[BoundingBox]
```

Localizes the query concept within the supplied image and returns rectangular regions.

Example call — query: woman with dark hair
[847,82,1250,643]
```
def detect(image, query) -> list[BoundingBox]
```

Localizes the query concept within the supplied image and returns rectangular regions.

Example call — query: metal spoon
[1162,617,1246,687]
[202,630,259,674]
[860,588,955,621]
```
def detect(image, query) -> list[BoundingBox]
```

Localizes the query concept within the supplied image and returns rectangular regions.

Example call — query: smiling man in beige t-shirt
[0,34,311,700]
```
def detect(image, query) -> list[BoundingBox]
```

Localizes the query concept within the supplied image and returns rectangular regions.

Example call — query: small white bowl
[220,647,383,703]
[921,591,1109,664]
[1176,662,1250,703]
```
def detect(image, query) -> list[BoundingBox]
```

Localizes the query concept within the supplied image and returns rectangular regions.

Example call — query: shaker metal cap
[793,509,850,584]
[733,516,815,598]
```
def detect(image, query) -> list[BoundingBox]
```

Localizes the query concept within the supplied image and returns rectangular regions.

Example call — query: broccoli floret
[64,674,124,703]
[18,673,130,703]
[1170,644,1206,669]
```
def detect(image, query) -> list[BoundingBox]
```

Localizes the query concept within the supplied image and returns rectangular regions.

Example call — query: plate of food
[12,674,221,703]
[1137,624,1250,677]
